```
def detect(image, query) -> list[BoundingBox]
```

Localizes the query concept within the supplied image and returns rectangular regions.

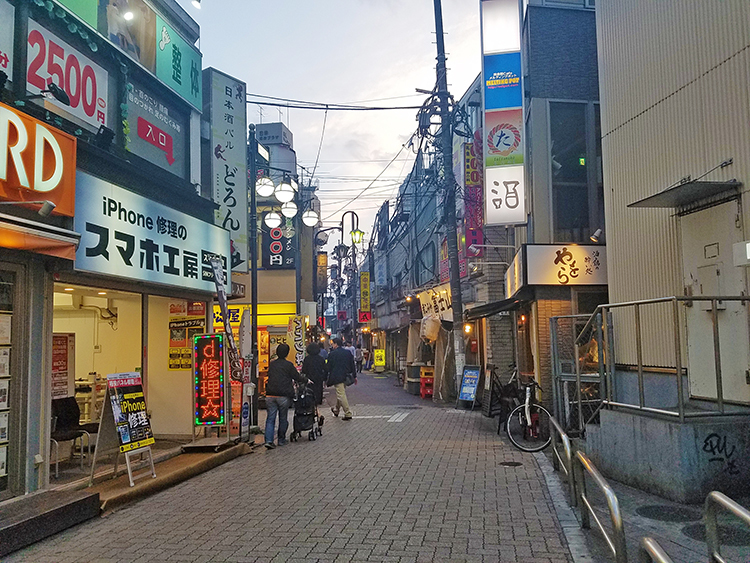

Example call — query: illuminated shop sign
[74,172,230,291]
[193,333,225,426]
[0,103,77,215]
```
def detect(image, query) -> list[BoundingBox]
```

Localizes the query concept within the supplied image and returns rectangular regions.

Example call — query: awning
[628,180,741,209]
[464,297,524,320]
[0,212,80,260]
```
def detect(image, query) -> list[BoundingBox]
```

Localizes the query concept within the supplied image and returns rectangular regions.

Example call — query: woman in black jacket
[301,343,326,405]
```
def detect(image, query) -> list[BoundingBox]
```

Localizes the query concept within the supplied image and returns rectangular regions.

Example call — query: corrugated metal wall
[597,0,750,365]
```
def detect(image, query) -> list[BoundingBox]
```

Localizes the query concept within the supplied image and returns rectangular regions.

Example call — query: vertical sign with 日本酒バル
[204,68,248,273]
[481,0,526,226]
[458,365,481,402]
[107,372,155,452]
[193,334,225,426]
[126,79,187,178]
[154,15,202,110]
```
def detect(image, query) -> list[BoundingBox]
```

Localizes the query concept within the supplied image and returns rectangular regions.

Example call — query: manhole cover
[396,406,422,410]
[681,523,750,546]
[499,461,523,467]
[636,505,702,522]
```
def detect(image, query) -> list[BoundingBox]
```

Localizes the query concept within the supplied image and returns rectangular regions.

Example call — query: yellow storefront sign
[374,349,385,367]
[212,303,297,331]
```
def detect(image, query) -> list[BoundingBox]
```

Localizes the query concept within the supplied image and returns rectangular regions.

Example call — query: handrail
[638,537,674,563]
[574,295,750,346]
[573,451,627,563]
[549,415,576,505]
[705,491,750,563]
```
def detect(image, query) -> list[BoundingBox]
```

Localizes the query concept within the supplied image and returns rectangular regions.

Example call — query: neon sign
[193,334,225,425]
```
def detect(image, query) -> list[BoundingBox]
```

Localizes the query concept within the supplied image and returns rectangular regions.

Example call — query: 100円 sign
[107,373,155,453]
[193,334,226,426]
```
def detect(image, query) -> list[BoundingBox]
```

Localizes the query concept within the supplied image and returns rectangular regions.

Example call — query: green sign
[57,0,98,28]
[155,15,202,110]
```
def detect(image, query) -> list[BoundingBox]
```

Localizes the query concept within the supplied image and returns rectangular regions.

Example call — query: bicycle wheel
[506,403,552,452]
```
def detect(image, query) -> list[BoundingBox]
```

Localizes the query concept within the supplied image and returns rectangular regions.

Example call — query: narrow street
[8,373,573,563]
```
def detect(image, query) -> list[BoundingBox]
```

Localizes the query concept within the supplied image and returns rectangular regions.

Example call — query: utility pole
[433,0,465,391]
[247,124,259,428]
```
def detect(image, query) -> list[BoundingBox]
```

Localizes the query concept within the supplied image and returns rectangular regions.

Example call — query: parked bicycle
[506,378,552,452]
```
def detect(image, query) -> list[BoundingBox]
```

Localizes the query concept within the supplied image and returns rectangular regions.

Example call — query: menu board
[107,372,155,453]
[459,365,481,402]
[51,334,74,398]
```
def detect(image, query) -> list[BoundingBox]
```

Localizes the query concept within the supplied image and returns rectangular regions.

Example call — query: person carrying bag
[325,337,357,420]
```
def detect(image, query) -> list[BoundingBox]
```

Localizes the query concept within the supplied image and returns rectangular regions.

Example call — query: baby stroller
[289,382,324,441]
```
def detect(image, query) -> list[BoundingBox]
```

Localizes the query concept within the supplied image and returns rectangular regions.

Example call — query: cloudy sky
[176,0,481,245]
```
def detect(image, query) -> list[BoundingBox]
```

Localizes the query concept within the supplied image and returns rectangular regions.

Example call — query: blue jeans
[264,396,291,444]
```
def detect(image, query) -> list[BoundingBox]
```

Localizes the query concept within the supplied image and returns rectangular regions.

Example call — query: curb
[99,442,252,513]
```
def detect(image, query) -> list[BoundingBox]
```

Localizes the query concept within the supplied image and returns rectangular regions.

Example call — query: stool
[420,376,434,399]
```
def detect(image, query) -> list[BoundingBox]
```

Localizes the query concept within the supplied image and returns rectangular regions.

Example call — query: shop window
[550,102,589,242]
[52,285,142,426]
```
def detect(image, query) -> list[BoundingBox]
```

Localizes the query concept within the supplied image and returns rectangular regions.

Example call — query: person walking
[363,348,371,370]
[301,343,326,405]
[354,345,363,374]
[345,341,356,358]
[264,343,308,449]
[326,337,356,420]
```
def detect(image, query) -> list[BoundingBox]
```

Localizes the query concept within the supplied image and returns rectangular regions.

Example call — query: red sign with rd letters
[0,102,76,215]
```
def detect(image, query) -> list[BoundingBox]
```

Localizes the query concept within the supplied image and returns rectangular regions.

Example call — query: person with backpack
[326,338,356,420]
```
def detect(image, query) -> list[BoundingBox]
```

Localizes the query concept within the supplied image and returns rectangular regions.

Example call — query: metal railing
[573,450,628,563]
[573,295,750,424]
[549,415,576,505]
[550,314,605,436]
[705,491,750,563]
[637,537,674,563]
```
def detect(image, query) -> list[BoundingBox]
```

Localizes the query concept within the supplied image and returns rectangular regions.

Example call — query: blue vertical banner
[481,0,526,226]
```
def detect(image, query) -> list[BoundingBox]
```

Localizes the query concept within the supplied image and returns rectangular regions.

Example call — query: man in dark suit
[326,337,356,420]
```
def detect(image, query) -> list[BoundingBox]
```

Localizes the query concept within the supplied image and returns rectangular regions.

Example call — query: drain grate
[681,523,750,546]
[636,505,702,523]
[396,406,422,410]
[499,461,523,467]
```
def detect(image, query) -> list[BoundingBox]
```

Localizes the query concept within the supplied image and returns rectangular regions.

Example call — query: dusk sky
[175,0,481,245]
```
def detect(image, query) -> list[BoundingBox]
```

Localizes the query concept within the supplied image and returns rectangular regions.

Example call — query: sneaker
[264,442,276,449]
[331,407,339,418]
[278,439,288,446]
[342,415,353,421]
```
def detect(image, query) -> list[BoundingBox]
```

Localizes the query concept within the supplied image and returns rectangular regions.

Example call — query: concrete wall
[587,409,750,503]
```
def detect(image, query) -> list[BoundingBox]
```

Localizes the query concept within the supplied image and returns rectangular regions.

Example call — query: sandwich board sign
[89,372,156,487]
[457,365,481,410]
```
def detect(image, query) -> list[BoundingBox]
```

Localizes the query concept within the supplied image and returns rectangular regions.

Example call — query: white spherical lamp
[281,201,298,218]
[264,212,282,229]
[302,210,319,227]
[256,177,275,198]
[274,181,295,203]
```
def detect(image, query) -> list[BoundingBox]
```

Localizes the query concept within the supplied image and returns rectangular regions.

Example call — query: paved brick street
[8,373,574,563]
